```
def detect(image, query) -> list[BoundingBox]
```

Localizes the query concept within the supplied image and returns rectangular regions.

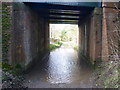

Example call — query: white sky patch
[50,24,77,31]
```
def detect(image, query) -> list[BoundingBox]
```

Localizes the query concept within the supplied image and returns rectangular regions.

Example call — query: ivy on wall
[2,3,12,62]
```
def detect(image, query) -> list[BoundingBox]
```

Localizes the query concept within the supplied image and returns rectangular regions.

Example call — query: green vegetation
[73,45,78,51]
[1,3,26,88]
[0,63,1,67]
[81,53,119,88]
[50,43,60,51]
[2,3,11,62]
[2,62,23,75]
[2,61,26,88]
[92,60,119,88]
[59,30,68,41]
[50,40,63,51]
[55,40,63,46]
[50,24,78,50]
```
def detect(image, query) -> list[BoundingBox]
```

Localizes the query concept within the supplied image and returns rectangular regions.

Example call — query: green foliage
[55,40,63,46]
[50,24,78,49]
[50,44,59,51]
[59,30,68,41]
[93,60,119,88]
[73,45,78,51]
[2,62,13,70]
[2,3,11,62]
[2,62,26,88]
[0,61,2,68]
[50,42,62,51]
[15,64,22,69]
[50,38,63,51]
[2,61,23,75]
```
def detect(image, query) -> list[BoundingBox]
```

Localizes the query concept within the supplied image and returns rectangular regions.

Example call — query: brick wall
[10,2,49,70]
[78,8,102,64]
[78,2,120,64]
[102,2,120,61]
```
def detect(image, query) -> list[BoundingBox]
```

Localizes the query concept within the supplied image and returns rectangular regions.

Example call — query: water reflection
[47,48,81,84]
[25,47,92,88]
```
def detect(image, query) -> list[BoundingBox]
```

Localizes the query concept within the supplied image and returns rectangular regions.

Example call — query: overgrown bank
[91,60,119,88]
[81,54,119,88]
[2,62,27,89]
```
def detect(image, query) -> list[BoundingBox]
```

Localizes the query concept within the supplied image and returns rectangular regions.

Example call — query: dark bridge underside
[25,3,95,24]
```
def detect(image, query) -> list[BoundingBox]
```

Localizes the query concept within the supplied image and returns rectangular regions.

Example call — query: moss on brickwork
[2,3,11,62]
[92,60,119,88]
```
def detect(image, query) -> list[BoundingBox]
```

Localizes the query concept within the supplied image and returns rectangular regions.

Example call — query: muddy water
[25,48,93,88]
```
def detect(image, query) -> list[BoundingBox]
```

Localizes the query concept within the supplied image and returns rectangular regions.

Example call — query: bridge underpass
[11,1,102,69]
[8,1,107,88]
[1,1,120,88]
[19,3,97,87]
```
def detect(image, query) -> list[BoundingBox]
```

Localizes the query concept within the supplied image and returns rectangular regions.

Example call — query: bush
[50,38,63,51]
[73,45,78,51]
[55,40,62,46]
[50,43,60,51]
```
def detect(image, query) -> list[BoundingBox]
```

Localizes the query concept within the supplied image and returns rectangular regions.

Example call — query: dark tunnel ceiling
[25,3,95,24]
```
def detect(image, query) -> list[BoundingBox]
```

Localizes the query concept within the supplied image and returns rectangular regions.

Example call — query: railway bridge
[2,0,120,71]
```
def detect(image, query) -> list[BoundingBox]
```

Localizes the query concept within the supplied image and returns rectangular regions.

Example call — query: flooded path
[25,48,93,88]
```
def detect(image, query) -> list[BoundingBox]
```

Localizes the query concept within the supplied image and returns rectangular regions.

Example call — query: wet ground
[25,48,93,88]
